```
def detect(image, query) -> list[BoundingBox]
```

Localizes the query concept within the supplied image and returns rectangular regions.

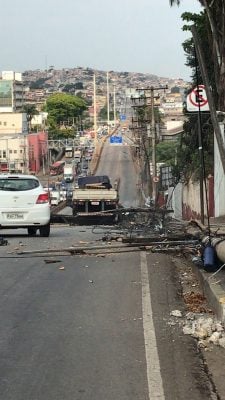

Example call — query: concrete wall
[214,122,225,217]
[182,177,214,220]
[167,183,183,219]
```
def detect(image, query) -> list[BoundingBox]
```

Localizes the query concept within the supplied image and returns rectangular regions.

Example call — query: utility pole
[131,95,152,198]
[151,87,157,201]
[113,84,116,126]
[93,73,97,148]
[136,85,168,203]
[107,72,110,135]
[191,25,225,174]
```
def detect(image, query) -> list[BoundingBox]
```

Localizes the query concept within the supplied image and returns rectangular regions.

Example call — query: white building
[0,135,29,173]
[0,113,28,135]
[31,112,48,129]
[0,71,24,113]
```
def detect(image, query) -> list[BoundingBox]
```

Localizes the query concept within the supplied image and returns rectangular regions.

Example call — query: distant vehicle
[63,164,75,183]
[60,190,67,201]
[0,174,51,236]
[65,146,74,158]
[50,190,60,206]
[50,161,65,176]
[74,150,82,163]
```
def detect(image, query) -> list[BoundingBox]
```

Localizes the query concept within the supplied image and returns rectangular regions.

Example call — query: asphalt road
[0,141,221,399]
[96,140,139,208]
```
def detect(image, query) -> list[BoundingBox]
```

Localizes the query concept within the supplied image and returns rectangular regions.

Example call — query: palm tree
[23,104,39,132]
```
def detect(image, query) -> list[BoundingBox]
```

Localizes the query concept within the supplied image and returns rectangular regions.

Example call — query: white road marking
[140,251,165,400]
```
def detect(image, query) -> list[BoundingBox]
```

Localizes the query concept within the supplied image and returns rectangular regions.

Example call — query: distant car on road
[0,174,51,236]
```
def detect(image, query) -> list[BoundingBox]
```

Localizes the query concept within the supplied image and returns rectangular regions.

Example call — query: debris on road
[182,314,225,348]
[0,237,8,246]
[183,291,211,314]
[170,310,182,318]
[44,259,62,264]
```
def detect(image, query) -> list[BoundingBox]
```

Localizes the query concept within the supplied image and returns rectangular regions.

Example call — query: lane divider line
[140,251,165,400]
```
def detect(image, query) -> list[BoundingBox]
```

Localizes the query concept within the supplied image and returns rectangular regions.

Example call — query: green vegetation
[166,4,216,181]
[22,104,39,132]
[29,77,49,89]
[99,105,114,121]
[45,93,87,138]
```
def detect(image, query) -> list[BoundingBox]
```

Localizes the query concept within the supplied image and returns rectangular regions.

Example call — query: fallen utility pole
[15,240,200,256]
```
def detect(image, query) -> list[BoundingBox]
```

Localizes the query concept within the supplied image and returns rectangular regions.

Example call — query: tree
[170,0,225,110]
[45,93,86,126]
[22,104,39,132]
[166,8,215,181]
[45,93,87,139]
[99,105,114,121]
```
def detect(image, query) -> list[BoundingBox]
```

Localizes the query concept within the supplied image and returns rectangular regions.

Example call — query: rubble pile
[182,313,225,349]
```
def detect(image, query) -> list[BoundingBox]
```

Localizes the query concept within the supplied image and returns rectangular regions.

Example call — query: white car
[0,174,51,237]
[50,190,60,206]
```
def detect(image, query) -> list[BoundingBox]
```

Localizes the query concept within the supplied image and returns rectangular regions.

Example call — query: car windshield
[0,178,40,191]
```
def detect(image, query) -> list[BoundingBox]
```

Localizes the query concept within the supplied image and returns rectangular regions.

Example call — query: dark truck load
[77,175,112,189]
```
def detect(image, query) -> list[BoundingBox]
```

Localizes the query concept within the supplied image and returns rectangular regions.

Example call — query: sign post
[187,84,208,224]
[187,85,209,112]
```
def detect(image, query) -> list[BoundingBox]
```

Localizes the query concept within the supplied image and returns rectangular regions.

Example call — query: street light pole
[113,84,116,126]
[93,73,97,148]
[151,87,157,202]
[107,72,110,135]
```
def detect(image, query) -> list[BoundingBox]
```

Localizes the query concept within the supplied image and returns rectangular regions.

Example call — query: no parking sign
[186,85,209,112]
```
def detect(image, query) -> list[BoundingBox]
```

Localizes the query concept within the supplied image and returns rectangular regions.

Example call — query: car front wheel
[39,223,50,237]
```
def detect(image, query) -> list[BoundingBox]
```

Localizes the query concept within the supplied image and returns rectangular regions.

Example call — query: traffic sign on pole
[187,85,209,112]
[120,114,126,121]
[109,136,123,145]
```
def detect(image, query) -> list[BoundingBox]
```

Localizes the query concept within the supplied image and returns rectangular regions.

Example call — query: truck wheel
[27,227,37,236]
[39,223,50,237]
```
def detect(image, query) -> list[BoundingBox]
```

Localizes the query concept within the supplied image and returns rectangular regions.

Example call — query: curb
[192,263,225,324]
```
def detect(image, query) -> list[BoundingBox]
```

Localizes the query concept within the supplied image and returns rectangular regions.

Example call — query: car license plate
[7,213,24,219]
[91,201,99,205]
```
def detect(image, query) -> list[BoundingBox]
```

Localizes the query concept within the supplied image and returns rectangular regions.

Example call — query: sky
[0,0,202,80]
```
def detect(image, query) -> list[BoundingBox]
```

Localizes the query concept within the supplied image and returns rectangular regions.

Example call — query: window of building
[20,150,23,154]
[0,121,2,125]
[3,122,7,126]
[9,150,12,154]
[3,151,6,158]
[14,150,17,154]
[20,163,24,167]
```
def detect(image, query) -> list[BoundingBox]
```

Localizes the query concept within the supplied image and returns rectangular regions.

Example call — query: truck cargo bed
[72,189,118,201]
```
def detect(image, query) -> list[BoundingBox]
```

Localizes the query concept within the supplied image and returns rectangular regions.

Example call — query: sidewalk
[192,215,225,323]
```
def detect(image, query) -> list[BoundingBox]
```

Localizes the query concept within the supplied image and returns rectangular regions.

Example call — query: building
[28,131,48,174]
[0,113,28,135]
[0,71,24,113]
[0,131,48,174]
[0,135,29,173]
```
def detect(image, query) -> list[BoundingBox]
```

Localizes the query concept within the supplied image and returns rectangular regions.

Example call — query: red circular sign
[189,85,208,107]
